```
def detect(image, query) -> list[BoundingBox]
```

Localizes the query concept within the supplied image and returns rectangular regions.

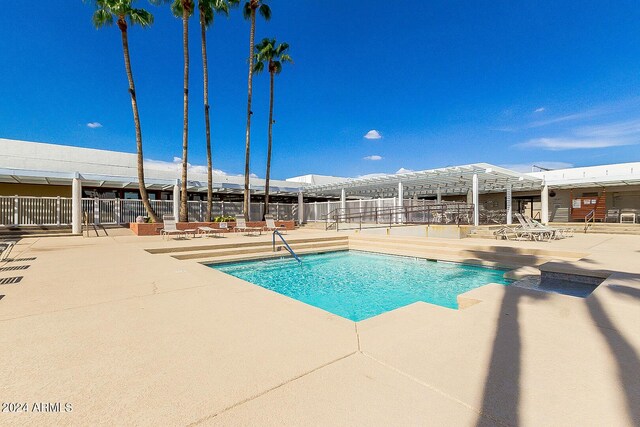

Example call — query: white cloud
[250,173,258,178]
[515,137,636,151]
[87,122,103,129]
[396,168,414,174]
[499,161,574,173]
[534,107,545,113]
[145,158,228,176]
[363,155,383,161]
[364,130,382,140]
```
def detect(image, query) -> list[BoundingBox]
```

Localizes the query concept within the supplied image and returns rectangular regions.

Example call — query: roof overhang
[0,168,302,195]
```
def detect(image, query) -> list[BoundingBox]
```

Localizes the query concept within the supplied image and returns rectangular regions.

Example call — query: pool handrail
[272,230,301,263]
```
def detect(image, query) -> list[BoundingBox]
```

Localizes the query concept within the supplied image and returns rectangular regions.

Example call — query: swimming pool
[211,251,511,321]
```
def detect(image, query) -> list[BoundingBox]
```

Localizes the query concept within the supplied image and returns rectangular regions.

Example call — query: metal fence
[0,195,513,227]
[0,196,73,226]
[0,196,298,226]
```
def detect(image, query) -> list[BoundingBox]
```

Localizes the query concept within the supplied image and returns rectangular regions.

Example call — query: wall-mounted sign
[572,199,581,208]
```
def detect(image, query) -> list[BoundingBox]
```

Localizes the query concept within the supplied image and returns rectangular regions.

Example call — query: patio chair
[161,215,187,240]
[605,209,620,223]
[234,217,262,236]
[263,215,287,234]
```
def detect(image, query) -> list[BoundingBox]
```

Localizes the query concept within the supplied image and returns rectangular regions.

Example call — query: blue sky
[1,1,640,179]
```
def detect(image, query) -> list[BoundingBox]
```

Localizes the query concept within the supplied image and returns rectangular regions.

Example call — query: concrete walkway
[0,230,638,426]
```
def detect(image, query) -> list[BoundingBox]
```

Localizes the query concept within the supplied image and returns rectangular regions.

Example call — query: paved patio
[0,229,639,426]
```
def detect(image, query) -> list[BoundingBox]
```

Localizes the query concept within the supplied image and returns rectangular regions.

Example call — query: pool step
[172,240,348,260]
[348,236,584,268]
[348,235,587,259]
[146,235,348,255]
[200,245,349,265]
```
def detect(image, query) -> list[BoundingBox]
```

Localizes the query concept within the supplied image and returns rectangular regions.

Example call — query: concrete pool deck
[0,229,639,426]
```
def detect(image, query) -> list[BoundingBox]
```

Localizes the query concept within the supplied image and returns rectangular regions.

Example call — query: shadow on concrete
[474,283,548,426]
[461,246,640,426]
[587,294,640,426]
[609,284,640,300]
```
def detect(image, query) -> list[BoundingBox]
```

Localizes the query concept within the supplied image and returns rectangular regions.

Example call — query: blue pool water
[212,251,511,321]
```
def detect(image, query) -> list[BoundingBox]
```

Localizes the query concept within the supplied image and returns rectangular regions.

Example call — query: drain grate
[7,257,36,262]
[0,276,22,285]
[0,265,30,272]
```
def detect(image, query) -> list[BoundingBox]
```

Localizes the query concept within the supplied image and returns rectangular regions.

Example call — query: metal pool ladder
[272,230,301,263]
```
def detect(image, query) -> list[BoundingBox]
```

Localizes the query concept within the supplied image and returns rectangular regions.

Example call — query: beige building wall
[0,183,72,197]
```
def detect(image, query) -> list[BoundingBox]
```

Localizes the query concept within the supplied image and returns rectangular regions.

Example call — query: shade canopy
[302,163,543,198]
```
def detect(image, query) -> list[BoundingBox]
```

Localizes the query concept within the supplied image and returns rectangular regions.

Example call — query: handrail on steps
[272,230,301,263]
[584,209,595,233]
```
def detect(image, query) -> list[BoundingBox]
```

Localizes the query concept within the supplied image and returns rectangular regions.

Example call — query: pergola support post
[173,180,180,220]
[340,188,346,222]
[71,174,82,234]
[297,191,304,224]
[472,173,479,226]
[541,182,549,224]
[506,182,512,225]
[436,187,442,203]
[397,181,404,224]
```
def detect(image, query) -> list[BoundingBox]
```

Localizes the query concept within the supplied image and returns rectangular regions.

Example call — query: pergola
[298,163,545,226]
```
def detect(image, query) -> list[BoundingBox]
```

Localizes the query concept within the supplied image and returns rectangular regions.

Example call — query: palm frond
[253,60,265,73]
[129,8,154,27]
[92,8,114,28]
[258,3,271,20]
[242,2,252,19]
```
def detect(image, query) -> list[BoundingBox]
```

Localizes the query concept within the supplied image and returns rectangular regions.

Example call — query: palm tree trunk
[201,12,213,222]
[179,8,190,222]
[243,11,256,221]
[119,20,158,223]
[263,70,274,219]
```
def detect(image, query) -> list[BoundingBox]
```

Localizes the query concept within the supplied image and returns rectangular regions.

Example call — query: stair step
[146,235,347,254]
[172,240,348,260]
[202,245,349,265]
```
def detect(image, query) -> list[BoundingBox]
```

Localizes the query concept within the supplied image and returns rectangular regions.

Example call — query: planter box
[129,220,294,236]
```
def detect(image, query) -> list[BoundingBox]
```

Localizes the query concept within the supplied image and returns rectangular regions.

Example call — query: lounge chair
[514,213,553,241]
[0,241,17,262]
[234,217,261,236]
[523,215,573,238]
[197,222,226,238]
[263,215,287,234]
[161,215,187,240]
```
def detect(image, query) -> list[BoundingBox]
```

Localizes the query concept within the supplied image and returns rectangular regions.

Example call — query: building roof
[0,138,304,195]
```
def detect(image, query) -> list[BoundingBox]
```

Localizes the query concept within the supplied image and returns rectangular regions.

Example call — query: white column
[541,182,549,224]
[472,173,479,226]
[436,187,442,203]
[340,188,346,222]
[71,175,82,234]
[397,181,404,224]
[172,180,180,220]
[297,191,304,224]
[506,182,513,225]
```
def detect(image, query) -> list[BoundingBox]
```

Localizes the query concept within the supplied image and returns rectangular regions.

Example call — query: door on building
[512,196,542,219]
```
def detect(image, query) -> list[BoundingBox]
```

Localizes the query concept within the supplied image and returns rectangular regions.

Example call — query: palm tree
[164,0,195,222]
[198,0,238,221]
[253,38,292,219]
[242,0,271,220]
[87,0,159,223]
